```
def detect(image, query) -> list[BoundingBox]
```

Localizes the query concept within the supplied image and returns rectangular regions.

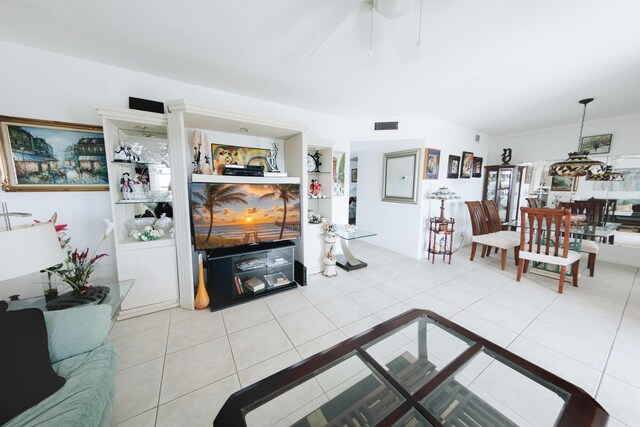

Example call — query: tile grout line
[594,266,640,398]
[153,308,173,426]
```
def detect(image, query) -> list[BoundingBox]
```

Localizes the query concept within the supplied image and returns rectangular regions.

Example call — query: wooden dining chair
[526,197,542,208]
[482,200,520,268]
[588,197,617,244]
[465,201,520,270]
[517,207,580,293]
[560,201,599,277]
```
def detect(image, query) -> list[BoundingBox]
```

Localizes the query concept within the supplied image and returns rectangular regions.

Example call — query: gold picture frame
[0,115,107,192]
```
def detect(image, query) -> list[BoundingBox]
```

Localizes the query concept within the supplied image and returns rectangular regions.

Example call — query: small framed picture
[472,156,483,178]
[460,151,474,179]
[351,168,357,183]
[551,176,574,191]
[447,155,460,179]
[579,134,612,154]
[423,148,440,180]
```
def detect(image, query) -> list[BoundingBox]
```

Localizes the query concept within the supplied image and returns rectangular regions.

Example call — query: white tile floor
[109,241,640,426]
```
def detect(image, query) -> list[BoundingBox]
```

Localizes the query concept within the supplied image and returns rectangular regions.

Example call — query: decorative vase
[41,271,60,303]
[194,254,210,310]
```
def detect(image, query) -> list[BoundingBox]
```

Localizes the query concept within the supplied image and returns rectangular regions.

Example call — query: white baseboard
[116,299,180,320]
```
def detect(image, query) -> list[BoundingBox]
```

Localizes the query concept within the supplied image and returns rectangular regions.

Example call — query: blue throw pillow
[0,308,65,425]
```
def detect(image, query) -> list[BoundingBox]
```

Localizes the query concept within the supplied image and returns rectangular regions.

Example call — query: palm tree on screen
[194,184,247,241]
[259,184,299,239]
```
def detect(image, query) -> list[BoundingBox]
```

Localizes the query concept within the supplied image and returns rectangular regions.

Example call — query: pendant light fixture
[549,98,606,177]
[585,165,625,181]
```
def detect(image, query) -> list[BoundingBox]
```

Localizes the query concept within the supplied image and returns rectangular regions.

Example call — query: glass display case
[215,309,608,426]
[482,165,525,223]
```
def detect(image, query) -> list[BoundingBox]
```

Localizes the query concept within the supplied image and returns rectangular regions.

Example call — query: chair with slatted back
[560,201,599,277]
[588,197,617,244]
[517,207,580,293]
[482,200,520,270]
[465,201,520,270]
[526,197,542,208]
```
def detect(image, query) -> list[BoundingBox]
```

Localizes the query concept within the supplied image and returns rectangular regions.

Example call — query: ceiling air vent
[374,121,398,131]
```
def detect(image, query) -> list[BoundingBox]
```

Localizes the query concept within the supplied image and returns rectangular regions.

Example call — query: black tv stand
[205,240,298,311]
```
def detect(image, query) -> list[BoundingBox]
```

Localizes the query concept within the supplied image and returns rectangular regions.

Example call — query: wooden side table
[427,217,454,264]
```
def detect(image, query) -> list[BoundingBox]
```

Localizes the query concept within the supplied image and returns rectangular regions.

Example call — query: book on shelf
[264,272,290,288]
[236,258,265,271]
[234,276,243,295]
[267,257,288,267]
[244,277,265,292]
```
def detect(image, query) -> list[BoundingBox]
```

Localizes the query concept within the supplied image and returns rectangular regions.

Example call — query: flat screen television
[189,181,301,251]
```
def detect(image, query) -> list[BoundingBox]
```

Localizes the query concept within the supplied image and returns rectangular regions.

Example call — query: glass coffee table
[215,309,607,426]
[6,280,134,320]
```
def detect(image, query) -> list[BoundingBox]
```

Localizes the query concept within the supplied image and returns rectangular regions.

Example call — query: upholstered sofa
[4,304,117,427]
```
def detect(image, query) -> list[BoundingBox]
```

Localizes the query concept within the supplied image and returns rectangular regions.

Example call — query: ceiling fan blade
[310,0,369,57]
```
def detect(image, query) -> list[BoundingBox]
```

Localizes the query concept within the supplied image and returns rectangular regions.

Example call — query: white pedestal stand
[322,234,338,278]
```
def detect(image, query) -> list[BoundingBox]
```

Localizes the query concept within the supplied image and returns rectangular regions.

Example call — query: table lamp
[427,187,460,223]
[0,204,64,283]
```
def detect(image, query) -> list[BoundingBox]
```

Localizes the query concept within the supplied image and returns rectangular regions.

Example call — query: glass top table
[335,226,377,271]
[6,280,134,320]
[215,309,608,426]
[504,220,621,239]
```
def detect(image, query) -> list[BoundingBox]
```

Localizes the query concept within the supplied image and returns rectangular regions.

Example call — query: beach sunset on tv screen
[190,182,301,250]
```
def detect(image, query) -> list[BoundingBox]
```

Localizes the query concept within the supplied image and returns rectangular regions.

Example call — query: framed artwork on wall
[579,134,612,154]
[472,156,483,178]
[351,168,357,183]
[551,176,574,191]
[0,115,107,192]
[460,151,474,178]
[447,155,460,179]
[423,148,440,180]
[211,143,271,175]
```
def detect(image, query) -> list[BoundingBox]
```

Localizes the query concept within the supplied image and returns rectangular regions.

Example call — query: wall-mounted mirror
[382,149,420,204]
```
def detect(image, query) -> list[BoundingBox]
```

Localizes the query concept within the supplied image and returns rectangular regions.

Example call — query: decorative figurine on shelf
[193,132,202,174]
[114,141,133,162]
[309,179,325,198]
[308,210,326,224]
[267,142,279,172]
[120,172,133,200]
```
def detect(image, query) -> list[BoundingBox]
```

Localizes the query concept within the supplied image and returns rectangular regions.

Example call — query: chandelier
[585,166,625,181]
[549,98,606,177]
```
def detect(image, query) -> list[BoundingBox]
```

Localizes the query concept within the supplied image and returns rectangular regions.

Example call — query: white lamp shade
[0,222,65,282]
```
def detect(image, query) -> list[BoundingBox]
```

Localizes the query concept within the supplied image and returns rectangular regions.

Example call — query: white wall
[0,40,349,299]
[489,113,640,164]
[351,116,490,259]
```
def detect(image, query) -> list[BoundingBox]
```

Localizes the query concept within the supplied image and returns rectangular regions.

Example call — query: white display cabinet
[97,107,180,319]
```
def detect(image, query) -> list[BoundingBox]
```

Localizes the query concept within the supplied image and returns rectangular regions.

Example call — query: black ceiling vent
[374,121,399,131]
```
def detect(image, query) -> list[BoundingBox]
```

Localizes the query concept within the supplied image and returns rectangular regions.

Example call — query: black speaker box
[129,97,165,114]
[294,261,307,286]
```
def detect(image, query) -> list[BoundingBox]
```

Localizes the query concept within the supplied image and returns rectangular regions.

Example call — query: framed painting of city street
[0,116,107,191]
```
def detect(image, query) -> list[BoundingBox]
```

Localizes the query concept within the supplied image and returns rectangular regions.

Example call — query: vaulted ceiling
[1,0,639,135]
